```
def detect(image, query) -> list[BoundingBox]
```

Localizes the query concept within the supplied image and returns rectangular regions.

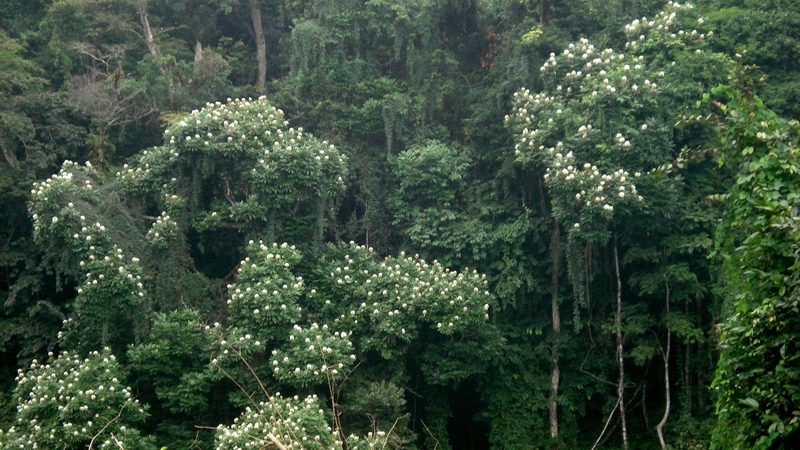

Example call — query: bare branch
[88,399,133,449]
[580,345,616,386]
[420,420,441,450]
[267,433,289,450]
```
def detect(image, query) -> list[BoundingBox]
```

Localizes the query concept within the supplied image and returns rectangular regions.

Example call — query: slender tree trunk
[2,146,19,169]
[656,282,671,449]
[548,221,561,440]
[538,0,551,26]
[137,0,162,58]
[695,295,705,409]
[613,236,629,450]
[684,298,692,414]
[96,122,108,166]
[195,41,203,64]
[136,0,171,93]
[249,0,267,92]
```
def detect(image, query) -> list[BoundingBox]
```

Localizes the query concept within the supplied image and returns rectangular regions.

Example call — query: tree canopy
[1,0,799,449]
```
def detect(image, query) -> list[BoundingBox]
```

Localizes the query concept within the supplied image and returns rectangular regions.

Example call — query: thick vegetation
[1,0,799,449]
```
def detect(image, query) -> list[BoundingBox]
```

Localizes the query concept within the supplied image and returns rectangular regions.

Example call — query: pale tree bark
[656,281,672,449]
[195,41,203,64]
[3,147,19,170]
[137,0,162,58]
[548,221,561,440]
[249,0,267,92]
[613,235,629,450]
[136,0,171,82]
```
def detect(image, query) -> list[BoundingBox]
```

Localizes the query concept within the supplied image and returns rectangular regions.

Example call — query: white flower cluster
[117,96,348,221]
[214,393,384,450]
[207,327,270,367]
[225,241,304,339]
[269,323,355,387]
[345,431,390,450]
[623,2,710,52]
[543,150,643,221]
[28,163,147,314]
[115,153,158,184]
[0,349,148,449]
[509,56,659,168]
[505,8,707,230]
[76,235,145,304]
[29,161,96,239]
[321,243,493,350]
[216,393,341,450]
[145,211,179,247]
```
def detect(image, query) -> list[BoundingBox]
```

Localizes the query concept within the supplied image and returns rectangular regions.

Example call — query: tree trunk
[137,0,162,58]
[684,296,692,415]
[2,146,19,170]
[548,221,561,440]
[195,41,203,64]
[613,236,629,450]
[95,122,108,166]
[642,382,649,428]
[136,0,169,83]
[695,295,705,409]
[249,0,267,92]
[656,282,671,449]
[538,0,551,26]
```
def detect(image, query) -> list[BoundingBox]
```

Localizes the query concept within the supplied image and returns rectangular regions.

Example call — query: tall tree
[249,0,267,91]
[509,2,729,444]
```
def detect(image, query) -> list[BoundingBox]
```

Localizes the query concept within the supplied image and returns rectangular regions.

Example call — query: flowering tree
[118,96,347,246]
[203,240,495,447]
[213,393,388,450]
[26,95,350,351]
[23,92,497,448]
[28,161,148,352]
[308,243,493,359]
[0,348,152,449]
[507,2,727,446]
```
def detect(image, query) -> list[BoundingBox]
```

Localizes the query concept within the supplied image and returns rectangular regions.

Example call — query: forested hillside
[1,0,798,448]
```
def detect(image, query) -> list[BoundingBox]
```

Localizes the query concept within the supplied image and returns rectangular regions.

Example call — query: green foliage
[0,348,153,449]
[390,141,494,260]
[127,309,215,415]
[705,71,800,449]
[480,367,550,449]
[0,30,87,380]
[0,30,45,96]
[339,381,413,446]
[0,30,74,175]
[703,0,800,119]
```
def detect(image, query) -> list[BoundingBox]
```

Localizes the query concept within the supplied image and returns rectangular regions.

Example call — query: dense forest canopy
[1,0,799,449]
